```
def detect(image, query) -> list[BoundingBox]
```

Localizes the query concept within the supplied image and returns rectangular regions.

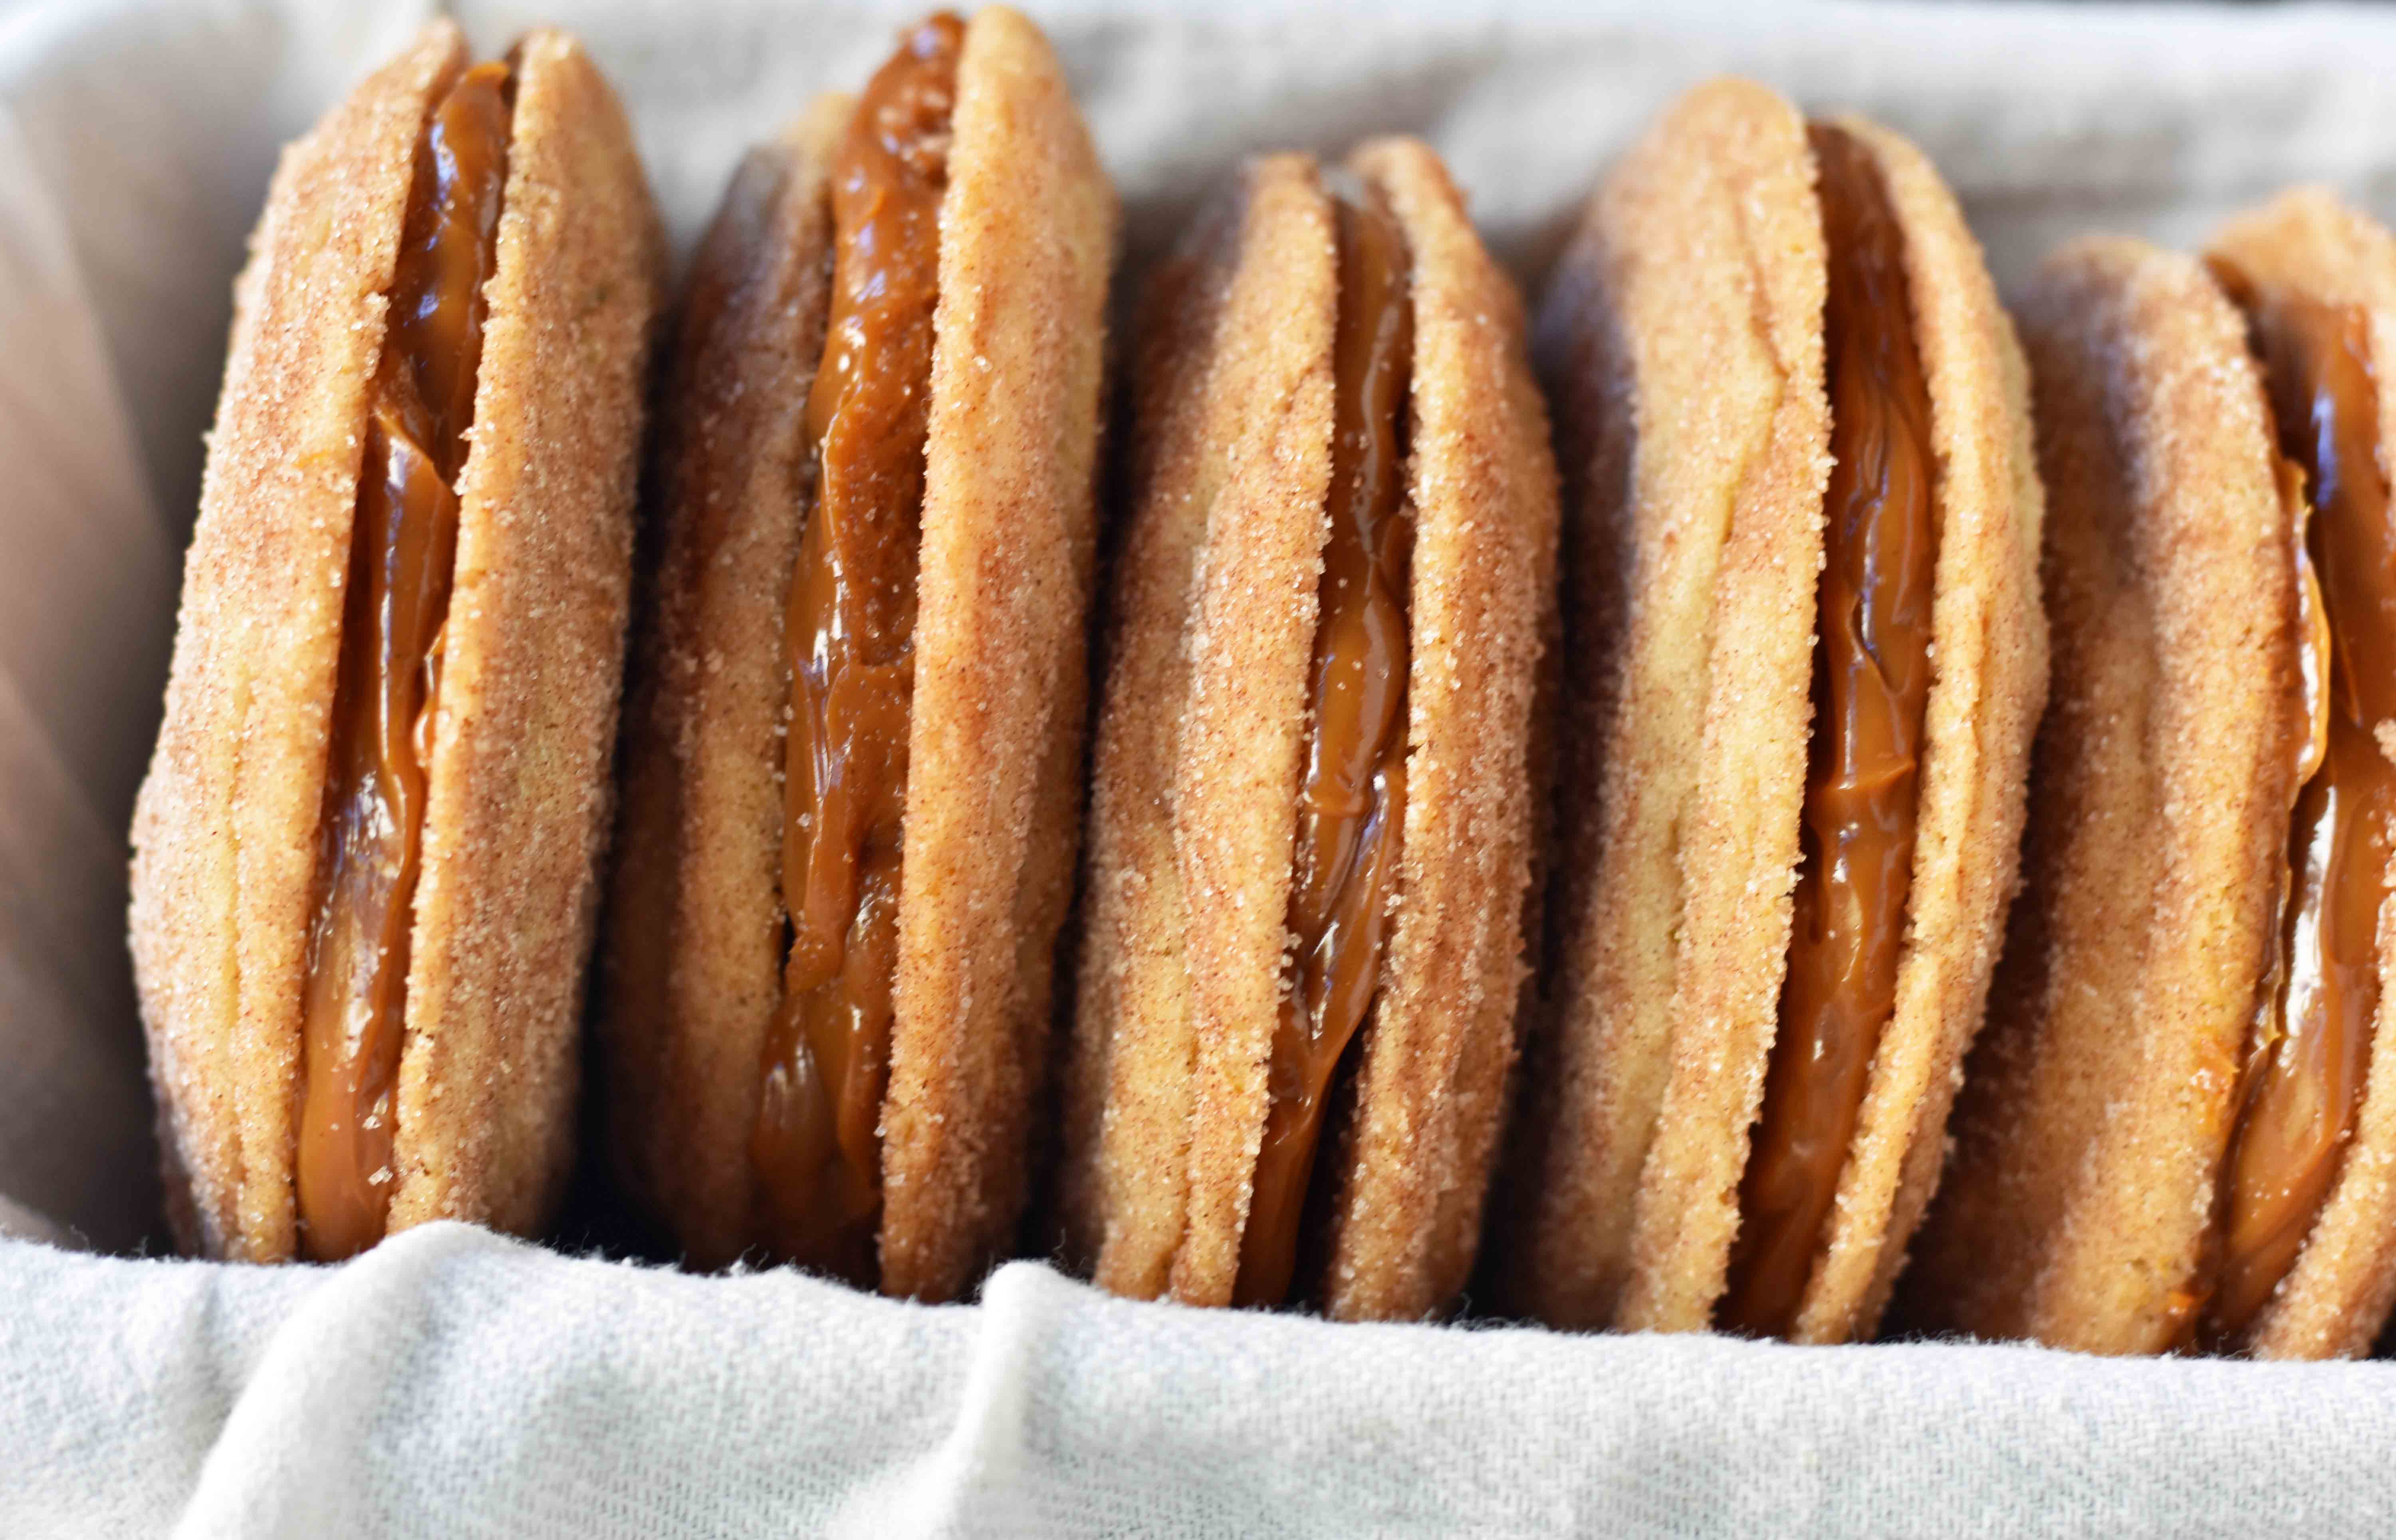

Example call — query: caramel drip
[1719,125,1938,1336]
[294,61,512,1263]
[1232,188,1414,1310]
[749,13,959,1282]
[2202,278,2393,1348]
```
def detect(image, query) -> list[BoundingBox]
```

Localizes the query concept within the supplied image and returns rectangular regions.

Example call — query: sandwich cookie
[1906,192,2396,1359]
[1498,80,2046,1341]
[1057,140,1559,1320]
[598,10,1115,1300]
[129,22,666,1260]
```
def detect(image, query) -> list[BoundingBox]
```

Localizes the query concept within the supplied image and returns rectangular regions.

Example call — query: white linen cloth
[10,1221,2396,1538]
[6,0,2396,1533]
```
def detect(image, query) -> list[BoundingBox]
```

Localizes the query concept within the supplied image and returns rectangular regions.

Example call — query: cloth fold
[9,1223,2396,1538]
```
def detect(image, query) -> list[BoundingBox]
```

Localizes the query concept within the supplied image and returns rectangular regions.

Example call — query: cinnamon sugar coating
[395,30,666,1243]
[883,6,1117,1302]
[1321,139,1559,1322]
[1498,79,1829,1330]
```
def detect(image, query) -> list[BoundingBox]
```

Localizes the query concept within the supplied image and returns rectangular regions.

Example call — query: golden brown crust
[1059,169,1278,1298]
[882,4,1118,1302]
[1160,176,1339,1307]
[393,29,666,1241]
[1502,79,1829,1329]
[1614,92,1836,1335]
[2207,190,2396,1360]
[128,22,467,1260]
[1319,138,1557,1321]
[1790,116,2047,1344]
[1063,155,1336,1307]
[1902,237,2296,1354]
[599,103,845,1268]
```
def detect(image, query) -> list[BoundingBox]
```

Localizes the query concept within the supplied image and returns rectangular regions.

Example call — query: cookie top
[1502,79,1827,1330]
[1902,236,2296,1354]
[883,4,1117,1302]
[400,28,665,1241]
[1320,137,1558,1322]
[1072,150,1338,1307]
[132,20,458,1261]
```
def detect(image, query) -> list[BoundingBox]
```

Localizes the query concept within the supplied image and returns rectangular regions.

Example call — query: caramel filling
[2200,277,2392,1347]
[748,14,959,1281]
[1718,125,1938,1336]
[1232,188,1415,1309]
[294,61,512,1263]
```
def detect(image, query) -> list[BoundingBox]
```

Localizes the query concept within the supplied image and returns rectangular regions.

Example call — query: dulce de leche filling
[748,14,960,1281]
[1718,125,1938,1336]
[295,61,512,1263]
[1232,187,1416,1309]
[2199,271,2394,1348]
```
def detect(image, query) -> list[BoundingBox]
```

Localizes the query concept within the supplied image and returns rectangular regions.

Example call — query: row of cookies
[129,10,2396,1359]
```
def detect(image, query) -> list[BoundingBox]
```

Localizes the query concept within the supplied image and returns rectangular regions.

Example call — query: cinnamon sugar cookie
[597,8,1115,1302]
[1496,80,2046,1343]
[129,21,666,1261]
[1059,139,1559,1321]
[1906,192,2396,1360]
